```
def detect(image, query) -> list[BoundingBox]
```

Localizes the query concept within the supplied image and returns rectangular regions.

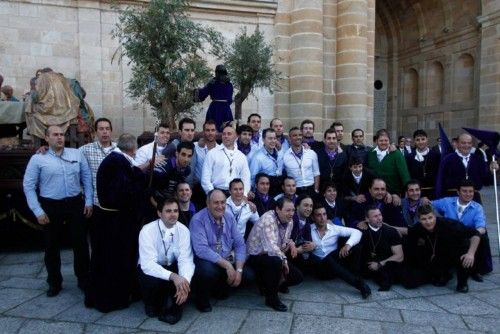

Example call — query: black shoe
[278,285,290,294]
[213,289,229,300]
[378,285,390,292]
[195,300,212,313]
[77,279,88,291]
[46,286,61,297]
[158,308,182,325]
[145,304,159,318]
[360,284,372,299]
[265,297,288,312]
[470,273,483,282]
[456,284,469,293]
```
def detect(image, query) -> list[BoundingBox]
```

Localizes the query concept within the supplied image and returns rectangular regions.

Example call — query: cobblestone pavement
[0,187,499,333]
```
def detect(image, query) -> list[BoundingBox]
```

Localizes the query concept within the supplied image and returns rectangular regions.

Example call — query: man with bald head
[23,125,93,297]
[189,189,249,312]
[436,133,498,203]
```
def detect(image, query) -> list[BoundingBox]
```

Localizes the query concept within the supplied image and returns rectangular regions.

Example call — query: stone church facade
[1,0,498,140]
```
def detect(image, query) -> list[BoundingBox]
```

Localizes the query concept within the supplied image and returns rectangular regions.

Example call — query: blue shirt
[189,208,246,264]
[432,197,486,229]
[23,148,93,217]
[249,147,284,185]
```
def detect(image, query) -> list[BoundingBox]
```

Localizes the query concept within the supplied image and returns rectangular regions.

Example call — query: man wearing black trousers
[246,197,303,312]
[405,204,480,293]
[138,198,194,324]
[309,204,372,299]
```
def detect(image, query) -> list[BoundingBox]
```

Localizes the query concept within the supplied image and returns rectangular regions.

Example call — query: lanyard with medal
[157,220,174,262]
[222,148,235,175]
[266,150,280,176]
[209,214,224,254]
[291,148,303,178]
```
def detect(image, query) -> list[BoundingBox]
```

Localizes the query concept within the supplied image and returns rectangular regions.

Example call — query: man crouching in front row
[138,198,194,324]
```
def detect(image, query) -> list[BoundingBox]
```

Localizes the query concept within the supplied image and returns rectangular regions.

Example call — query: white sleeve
[311,151,320,177]
[201,150,215,194]
[135,145,151,165]
[240,155,251,196]
[177,226,195,282]
[138,227,172,281]
[334,225,362,247]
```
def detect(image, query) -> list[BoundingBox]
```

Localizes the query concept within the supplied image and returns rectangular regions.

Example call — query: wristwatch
[236,268,243,273]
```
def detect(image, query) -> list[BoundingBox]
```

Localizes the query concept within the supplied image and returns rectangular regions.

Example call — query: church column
[335,0,373,135]
[289,0,324,135]
[477,2,500,130]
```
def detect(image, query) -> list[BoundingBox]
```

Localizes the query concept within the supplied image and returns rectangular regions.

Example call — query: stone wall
[0,0,277,136]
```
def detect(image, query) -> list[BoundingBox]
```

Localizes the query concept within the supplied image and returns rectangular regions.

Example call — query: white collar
[325,199,336,208]
[456,198,472,210]
[455,150,470,159]
[374,146,388,155]
[368,224,381,232]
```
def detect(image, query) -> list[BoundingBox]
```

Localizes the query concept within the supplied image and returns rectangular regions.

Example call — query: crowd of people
[22,114,498,325]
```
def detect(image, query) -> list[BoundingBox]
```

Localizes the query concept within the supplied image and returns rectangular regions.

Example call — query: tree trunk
[234,86,251,121]
[161,98,176,130]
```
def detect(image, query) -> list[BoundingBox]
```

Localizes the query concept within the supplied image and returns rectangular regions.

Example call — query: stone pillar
[335,0,372,134]
[477,1,500,130]
[274,0,292,129]
[289,0,324,133]
[322,0,337,130]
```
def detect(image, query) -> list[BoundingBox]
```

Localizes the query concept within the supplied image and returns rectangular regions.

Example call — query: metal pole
[493,155,500,262]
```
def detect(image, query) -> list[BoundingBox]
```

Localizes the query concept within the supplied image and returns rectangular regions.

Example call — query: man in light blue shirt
[432,179,491,277]
[249,128,284,196]
[23,125,93,297]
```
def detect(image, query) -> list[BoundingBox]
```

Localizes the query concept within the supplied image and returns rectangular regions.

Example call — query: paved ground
[0,187,499,333]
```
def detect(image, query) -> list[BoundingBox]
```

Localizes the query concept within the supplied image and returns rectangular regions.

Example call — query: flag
[438,123,453,156]
[463,127,500,158]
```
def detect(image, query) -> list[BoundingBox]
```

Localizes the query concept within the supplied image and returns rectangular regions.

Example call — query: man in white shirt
[138,198,194,324]
[135,123,171,165]
[283,127,320,196]
[226,178,259,239]
[309,204,371,299]
[192,120,219,208]
[201,123,251,196]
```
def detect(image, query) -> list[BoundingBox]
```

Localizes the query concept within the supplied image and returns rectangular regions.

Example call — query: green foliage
[224,27,280,119]
[112,0,224,126]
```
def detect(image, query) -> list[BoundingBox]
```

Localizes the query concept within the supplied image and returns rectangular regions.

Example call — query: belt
[39,195,82,203]
[213,99,228,102]
[97,205,119,212]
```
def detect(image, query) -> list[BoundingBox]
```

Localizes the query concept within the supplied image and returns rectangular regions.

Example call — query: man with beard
[270,118,290,153]
[248,113,263,149]
[345,129,372,163]
[313,128,348,193]
[346,178,404,228]
[283,127,320,196]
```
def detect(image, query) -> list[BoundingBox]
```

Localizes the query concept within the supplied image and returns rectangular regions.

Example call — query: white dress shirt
[201,145,251,195]
[138,220,195,282]
[135,142,166,165]
[226,197,260,237]
[282,147,320,187]
[311,223,362,259]
[194,142,220,183]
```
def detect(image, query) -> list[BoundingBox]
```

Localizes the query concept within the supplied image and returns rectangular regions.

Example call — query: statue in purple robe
[194,65,234,131]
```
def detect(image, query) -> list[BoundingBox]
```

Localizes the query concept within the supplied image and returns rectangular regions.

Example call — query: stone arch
[403,68,419,109]
[426,61,444,106]
[453,53,475,103]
